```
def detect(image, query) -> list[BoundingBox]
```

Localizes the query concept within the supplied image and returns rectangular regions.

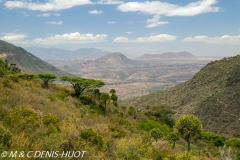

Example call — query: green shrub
[56,91,69,101]
[137,119,170,136]
[0,123,12,148]
[80,128,103,148]
[200,131,226,147]
[3,106,40,134]
[2,79,11,88]
[109,126,126,138]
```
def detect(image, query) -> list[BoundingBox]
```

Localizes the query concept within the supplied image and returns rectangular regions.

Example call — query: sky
[0,0,239,57]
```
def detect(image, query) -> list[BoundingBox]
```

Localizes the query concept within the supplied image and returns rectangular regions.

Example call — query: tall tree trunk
[172,142,175,149]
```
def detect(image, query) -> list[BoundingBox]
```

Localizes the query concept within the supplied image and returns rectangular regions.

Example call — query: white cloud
[0,33,27,41]
[183,35,240,44]
[107,21,116,24]
[47,21,63,25]
[37,13,50,17]
[113,37,129,42]
[117,0,219,16]
[89,10,103,14]
[113,34,177,43]
[33,32,108,44]
[117,0,219,28]
[4,0,93,11]
[146,15,169,28]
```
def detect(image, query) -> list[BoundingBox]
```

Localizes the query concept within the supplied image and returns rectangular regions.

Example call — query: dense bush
[3,106,40,134]
[80,128,103,148]
[200,131,226,147]
[137,119,170,136]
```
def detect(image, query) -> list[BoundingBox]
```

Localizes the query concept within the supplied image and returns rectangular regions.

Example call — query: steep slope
[0,40,71,77]
[125,55,240,137]
[140,51,196,59]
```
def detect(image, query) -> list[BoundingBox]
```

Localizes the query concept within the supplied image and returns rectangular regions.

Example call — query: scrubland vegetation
[0,58,240,160]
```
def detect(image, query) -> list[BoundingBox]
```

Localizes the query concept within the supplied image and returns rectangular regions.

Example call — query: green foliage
[43,113,60,127]
[3,106,40,134]
[80,128,103,148]
[174,115,202,151]
[56,91,69,101]
[225,138,240,149]
[0,123,12,149]
[100,92,110,114]
[19,73,35,80]
[128,106,136,119]
[145,105,175,127]
[109,126,126,138]
[167,151,193,160]
[61,76,105,97]
[2,79,11,88]
[168,132,180,148]
[115,137,153,160]
[137,119,170,136]
[36,73,57,88]
[200,131,226,147]
[150,128,163,142]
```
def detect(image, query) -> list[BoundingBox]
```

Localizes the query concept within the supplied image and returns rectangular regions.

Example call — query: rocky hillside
[0,40,71,77]
[125,55,240,137]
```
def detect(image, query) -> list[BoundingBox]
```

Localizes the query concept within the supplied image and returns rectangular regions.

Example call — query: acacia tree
[168,132,180,149]
[100,92,110,115]
[110,89,118,107]
[36,73,57,88]
[61,76,105,97]
[150,128,163,142]
[174,115,202,151]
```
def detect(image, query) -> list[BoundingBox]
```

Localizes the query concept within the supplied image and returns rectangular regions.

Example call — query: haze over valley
[27,47,218,100]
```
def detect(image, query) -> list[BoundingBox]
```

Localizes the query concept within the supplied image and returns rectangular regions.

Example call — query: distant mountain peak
[140,51,196,59]
[94,52,133,67]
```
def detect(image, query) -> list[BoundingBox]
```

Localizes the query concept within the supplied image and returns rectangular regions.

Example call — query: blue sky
[0,0,239,57]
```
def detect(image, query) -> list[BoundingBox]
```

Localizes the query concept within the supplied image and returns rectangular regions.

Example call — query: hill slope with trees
[0,40,71,77]
[125,55,240,138]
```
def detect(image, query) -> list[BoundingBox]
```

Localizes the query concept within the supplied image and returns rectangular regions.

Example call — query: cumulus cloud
[0,32,108,45]
[146,15,169,28]
[47,21,63,25]
[4,0,93,11]
[113,37,129,42]
[89,10,103,14]
[33,32,108,44]
[0,33,27,41]
[117,0,219,27]
[183,35,240,44]
[37,13,50,17]
[117,0,219,16]
[113,34,177,43]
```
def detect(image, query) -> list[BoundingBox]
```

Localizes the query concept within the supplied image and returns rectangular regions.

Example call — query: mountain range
[140,51,196,59]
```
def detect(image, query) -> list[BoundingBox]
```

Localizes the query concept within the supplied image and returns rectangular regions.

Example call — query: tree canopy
[174,115,202,151]
[36,73,57,88]
[61,76,105,97]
